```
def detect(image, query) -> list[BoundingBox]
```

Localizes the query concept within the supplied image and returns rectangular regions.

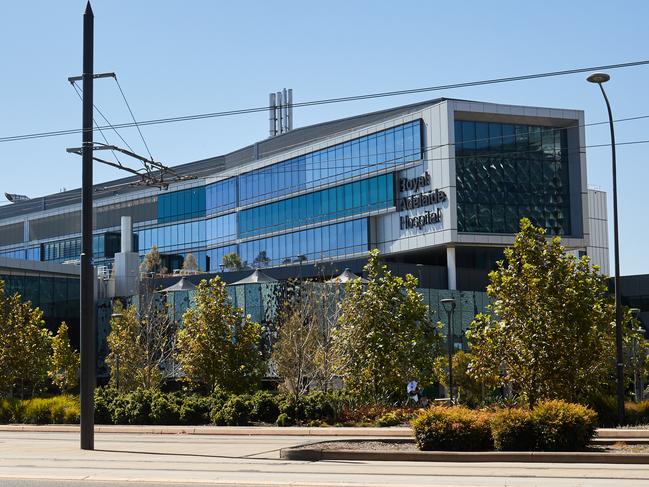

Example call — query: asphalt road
[2,431,649,486]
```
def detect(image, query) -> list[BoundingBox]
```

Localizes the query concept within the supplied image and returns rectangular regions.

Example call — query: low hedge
[491,408,536,451]
[624,400,649,426]
[587,394,649,427]
[412,400,598,452]
[411,405,493,451]
[0,396,80,424]
[532,400,597,451]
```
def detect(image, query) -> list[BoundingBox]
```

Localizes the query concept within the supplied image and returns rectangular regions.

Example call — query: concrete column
[121,216,132,253]
[446,246,457,290]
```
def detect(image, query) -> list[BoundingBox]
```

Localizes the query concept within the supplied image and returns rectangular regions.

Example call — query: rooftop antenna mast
[268,88,293,137]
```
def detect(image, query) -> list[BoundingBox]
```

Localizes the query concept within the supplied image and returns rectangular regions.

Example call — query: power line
[1,59,648,144]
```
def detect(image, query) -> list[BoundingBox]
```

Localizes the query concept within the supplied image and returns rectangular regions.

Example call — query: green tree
[182,252,198,271]
[49,322,80,393]
[140,245,167,274]
[106,297,176,392]
[0,280,52,398]
[106,303,144,392]
[333,249,441,403]
[271,288,319,402]
[222,252,245,271]
[466,218,616,405]
[176,277,264,393]
[432,351,497,407]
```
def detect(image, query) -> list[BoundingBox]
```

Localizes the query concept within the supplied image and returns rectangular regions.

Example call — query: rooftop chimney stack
[268,88,293,137]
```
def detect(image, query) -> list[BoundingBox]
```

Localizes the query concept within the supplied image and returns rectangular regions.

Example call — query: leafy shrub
[0,398,19,423]
[491,408,535,451]
[586,393,617,427]
[179,394,213,425]
[21,398,53,424]
[94,387,117,424]
[249,391,279,424]
[211,395,252,426]
[375,409,415,427]
[625,401,649,426]
[122,388,155,425]
[109,394,130,425]
[277,395,305,422]
[376,411,402,427]
[411,406,493,451]
[150,392,181,425]
[276,412,293,427]
[302,391,336,424]
[47,396,80,424]
[531,400,597,451]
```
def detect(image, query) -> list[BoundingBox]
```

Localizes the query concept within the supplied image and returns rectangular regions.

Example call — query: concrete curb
[597,428,649,438]
[280,440,649,464]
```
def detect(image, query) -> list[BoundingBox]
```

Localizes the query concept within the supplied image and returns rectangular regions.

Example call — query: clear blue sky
[0,0,647,275]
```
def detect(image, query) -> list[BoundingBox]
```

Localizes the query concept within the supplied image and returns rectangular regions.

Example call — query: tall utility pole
[80,1,96,451]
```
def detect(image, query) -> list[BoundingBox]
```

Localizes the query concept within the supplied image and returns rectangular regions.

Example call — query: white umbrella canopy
[325,268,368,284]
[230,269,278,285]
[159,277,197,292]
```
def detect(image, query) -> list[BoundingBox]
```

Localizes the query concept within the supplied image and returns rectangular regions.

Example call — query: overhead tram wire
[1,59,649,143]
[114,77,155,165]
[70,82,128,167]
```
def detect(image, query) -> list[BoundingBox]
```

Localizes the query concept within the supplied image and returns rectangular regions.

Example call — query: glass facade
[137,220,206,254]
[0,119,425,273]
[239,173,393,238]
[206,244,238,272]
[206,178,237,215]
[0,247,41,261]
[455,120,571,235]
[239,218,368,268]
[157,186,206,224]
[206,213,237,245]
[40,233,130,263]
[238,121,421,206]
[0,271,80,338]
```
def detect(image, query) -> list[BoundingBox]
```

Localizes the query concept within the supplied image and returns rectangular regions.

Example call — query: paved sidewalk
[3,431,649,486]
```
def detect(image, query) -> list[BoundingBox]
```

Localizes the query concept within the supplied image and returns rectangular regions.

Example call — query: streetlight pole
[587,72,624,425]
[441,298,456,403]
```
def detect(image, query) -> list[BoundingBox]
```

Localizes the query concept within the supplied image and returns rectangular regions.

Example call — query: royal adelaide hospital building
[0,97,611,347]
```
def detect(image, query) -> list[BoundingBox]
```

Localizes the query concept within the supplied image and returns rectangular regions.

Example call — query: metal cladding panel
[94,198,157,229]
[0,222,24,246]
[30,212,81,240]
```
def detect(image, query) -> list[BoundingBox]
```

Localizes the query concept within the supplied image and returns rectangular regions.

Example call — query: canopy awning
[230,269,278,285]
[159,277,197,292]
[325,268,368,284]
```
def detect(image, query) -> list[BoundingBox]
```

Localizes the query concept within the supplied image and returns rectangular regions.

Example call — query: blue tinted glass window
[158,186,206,223]
[237,218,367,267]
[237,121,421,205]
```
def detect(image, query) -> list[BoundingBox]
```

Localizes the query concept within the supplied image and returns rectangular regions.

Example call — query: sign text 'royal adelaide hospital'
[398,172,447,230]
